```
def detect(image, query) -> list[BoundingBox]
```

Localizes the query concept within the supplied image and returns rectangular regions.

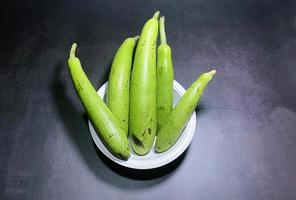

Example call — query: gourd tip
[133,35,140,42]
[70,43,77,57]
[159,16,167,44]
[208,70,217,76]
[153,11,160,19]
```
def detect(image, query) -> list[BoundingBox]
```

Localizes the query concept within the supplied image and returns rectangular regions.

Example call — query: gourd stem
[159,16,167,44]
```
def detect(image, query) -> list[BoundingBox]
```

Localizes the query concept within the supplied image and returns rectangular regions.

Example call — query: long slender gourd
[157,16,174,130]
[68,43,130,160]
[107,36,139,135]
[156,70,216,153]
[129,11,159,155]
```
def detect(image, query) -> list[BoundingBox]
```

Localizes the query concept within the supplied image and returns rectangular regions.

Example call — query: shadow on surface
[195,102,207,115]
[51,63,103,176]
[51,63,186,188]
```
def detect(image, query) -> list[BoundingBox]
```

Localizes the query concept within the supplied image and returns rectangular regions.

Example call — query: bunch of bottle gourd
[67,11,216,160]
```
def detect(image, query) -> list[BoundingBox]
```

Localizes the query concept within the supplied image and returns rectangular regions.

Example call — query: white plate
[88,80,196,169]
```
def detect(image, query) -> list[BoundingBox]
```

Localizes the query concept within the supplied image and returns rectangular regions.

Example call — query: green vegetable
[107,36,139,135]
[157,16,174,130]
[129,11,159,155]
[68,43,130,160]
[156,70,216,153]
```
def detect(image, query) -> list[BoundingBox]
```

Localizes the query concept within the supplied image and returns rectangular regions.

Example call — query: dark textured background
[1,0,296,199]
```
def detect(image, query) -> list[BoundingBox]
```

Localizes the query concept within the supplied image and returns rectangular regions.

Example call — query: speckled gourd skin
[108,37,137,135]
[129,12,159,155]
[156,17,174,129]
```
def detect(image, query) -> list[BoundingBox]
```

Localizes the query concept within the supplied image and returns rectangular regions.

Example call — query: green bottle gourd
[156,70,216,153]
[157,16,174,130]
[68,43,130,160]
[108,36,139,135]
[129,11,159,155]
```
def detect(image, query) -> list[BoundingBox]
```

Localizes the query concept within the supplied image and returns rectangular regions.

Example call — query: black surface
[1,0,296,199]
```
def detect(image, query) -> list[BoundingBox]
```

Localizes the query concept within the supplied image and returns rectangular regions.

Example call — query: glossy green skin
[108,38,136,135]
[130,18,158,155]
[68,49,130,160]
[156,71,215,153]
[157,44,174,129]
